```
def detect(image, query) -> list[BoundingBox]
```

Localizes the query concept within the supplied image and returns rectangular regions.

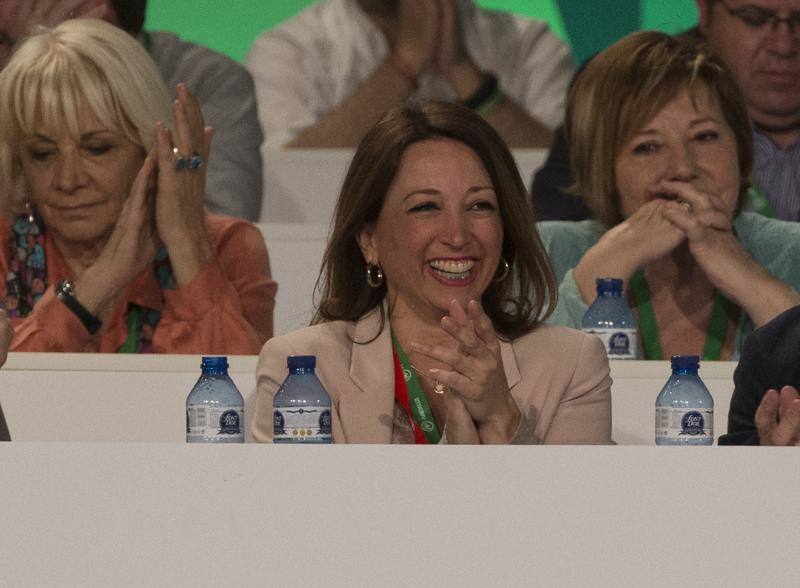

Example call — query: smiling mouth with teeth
[429,259,475,280]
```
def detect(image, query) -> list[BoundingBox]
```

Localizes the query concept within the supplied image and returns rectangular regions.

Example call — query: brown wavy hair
[313,100,556,340]
[567,31,753,228]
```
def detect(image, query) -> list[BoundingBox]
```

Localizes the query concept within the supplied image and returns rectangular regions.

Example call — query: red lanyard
[392,340,441,444]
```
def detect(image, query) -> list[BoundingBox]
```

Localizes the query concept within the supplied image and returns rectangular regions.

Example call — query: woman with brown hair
[252,101,611,444]
[540,31,800,361]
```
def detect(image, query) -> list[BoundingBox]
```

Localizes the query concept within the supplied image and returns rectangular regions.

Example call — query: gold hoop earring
[366,263,384,288]
[493,258,510,283]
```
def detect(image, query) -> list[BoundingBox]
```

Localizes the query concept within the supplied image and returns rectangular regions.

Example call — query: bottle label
[583,328,638,359]
[273,406,332,443]
[186,405,244,442]
[655,407,713,441]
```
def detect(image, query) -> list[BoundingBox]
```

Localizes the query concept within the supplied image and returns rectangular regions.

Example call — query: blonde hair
[0,18,171,214]
[567,31,753,227]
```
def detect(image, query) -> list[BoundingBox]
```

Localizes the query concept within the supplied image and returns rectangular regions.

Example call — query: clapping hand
[755,386,800,446]
[393,0,472,80]
[411,299,521,444]
[152,83,214,287]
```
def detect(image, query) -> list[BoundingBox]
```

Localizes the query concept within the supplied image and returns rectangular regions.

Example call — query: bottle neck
[202,369,229,376]
[672,368,698,376]
[290,368,315,375]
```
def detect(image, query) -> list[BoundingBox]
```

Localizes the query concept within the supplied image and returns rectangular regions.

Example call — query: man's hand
[755,386,800,446]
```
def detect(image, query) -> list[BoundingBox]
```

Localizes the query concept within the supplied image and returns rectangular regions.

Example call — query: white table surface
[0,443,797,587]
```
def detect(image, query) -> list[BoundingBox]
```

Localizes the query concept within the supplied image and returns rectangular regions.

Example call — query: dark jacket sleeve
[718,305,800,445]
[530,125,592,222]
[718,331,766,445]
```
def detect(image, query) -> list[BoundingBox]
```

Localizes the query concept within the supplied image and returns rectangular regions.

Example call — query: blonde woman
[0,19,275,353]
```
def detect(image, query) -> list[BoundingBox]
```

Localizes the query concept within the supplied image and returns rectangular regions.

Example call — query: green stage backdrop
[145,0,698,65]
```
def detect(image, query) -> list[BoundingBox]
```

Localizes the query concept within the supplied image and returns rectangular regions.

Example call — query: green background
[145,0,699,64]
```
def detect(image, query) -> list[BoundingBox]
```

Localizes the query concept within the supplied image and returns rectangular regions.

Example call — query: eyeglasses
[716,0,800,34]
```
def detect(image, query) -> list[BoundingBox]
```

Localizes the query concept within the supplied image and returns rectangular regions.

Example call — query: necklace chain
[409,363,449,395]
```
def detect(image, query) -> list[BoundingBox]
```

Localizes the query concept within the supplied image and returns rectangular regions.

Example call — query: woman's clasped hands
[78,84,213,321]
[410,298,522,444]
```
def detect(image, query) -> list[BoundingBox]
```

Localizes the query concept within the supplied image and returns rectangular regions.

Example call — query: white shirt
[247,0,576,149]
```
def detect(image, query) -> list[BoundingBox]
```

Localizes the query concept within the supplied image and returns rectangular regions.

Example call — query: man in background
[247,0,576,149]
[697,0,800,220]
[532,0,800,222]
[0,0,264,221]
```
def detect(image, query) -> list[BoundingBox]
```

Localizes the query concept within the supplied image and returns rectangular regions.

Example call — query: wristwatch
[55,280,102,334]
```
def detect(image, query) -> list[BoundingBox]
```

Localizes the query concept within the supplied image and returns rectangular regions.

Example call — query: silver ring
[173,148,189,172]
[680,200,692,213]
[188,154,203,170]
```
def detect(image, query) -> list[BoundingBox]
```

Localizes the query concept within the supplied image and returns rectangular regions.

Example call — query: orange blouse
[4,213,276,354]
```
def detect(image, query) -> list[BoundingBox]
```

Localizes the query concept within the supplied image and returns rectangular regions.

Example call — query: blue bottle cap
[671,355,700,371]
[287,355,316,369]
[201,356,229,370]
[596,278,623,295]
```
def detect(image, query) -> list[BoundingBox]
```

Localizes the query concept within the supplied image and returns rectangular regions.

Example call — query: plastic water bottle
[186,356,244,443]
[273,355,332,444]
[655,355,714,445]
[581,278,638,359]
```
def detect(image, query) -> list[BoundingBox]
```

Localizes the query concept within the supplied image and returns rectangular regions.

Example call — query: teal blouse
[537,212,800,359]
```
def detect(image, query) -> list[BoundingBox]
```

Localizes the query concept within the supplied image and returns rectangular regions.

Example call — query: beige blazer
[252,307,612,444]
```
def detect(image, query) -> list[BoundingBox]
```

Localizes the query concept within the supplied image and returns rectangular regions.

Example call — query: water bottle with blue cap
[186,356,244,443]
[655,355,714,445]
[273,355,332,443]
[581,277,638,359]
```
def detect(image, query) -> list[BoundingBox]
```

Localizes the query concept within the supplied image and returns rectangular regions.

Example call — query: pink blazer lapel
[337,309,396,443]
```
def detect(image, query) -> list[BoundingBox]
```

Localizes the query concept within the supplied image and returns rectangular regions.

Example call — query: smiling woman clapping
[252,101,612,445]
[0,19,275,353]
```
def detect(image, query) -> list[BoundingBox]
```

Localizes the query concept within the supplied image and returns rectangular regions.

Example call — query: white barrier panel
[261,148,547,223]
[0,353,735,444]
[0,353,257,442]
[0,443,796,585]
[610,360,735,445]
[258,221,329,336]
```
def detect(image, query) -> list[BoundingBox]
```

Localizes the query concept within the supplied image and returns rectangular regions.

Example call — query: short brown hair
[314,101,556,340]
[567,31,753,227]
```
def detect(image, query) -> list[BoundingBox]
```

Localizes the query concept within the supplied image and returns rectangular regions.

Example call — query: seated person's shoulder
[250,0,356,48]
[511,323,607,371]
[258,320,359,371]
[148,31,253,88]
[735,212,800,272]
[204,213,263,248]
[537,219,604,281]
[537,219,604,248]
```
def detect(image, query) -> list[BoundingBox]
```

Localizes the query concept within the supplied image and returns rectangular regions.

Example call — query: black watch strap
[55,280,102,335]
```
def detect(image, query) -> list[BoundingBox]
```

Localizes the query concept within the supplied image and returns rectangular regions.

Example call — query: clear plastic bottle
[581,277,638,359]
[186,356,244,443]
[273,355,332,444]
[655,355,714,446]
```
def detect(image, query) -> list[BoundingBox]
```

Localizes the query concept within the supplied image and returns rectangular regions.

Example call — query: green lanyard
[747,179,776,218]
[629,272,732,361]
[391,333,441,444]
